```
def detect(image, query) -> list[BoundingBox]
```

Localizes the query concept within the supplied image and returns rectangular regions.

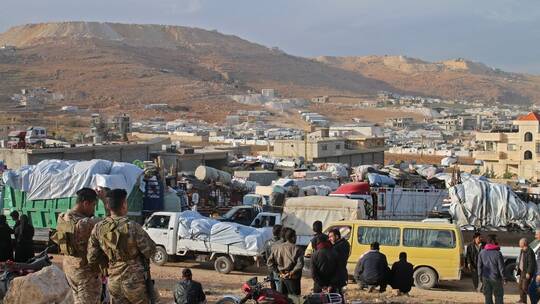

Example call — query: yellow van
[306,220,463,289]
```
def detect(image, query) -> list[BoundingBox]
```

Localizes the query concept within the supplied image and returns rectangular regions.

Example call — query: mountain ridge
[0,21,539,109]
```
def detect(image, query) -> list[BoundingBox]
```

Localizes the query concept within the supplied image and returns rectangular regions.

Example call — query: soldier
[87,189,157,304]
[53,188,103,304]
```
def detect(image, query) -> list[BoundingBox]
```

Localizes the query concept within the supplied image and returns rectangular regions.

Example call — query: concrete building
[0,139,167,169]
[311,96,329,103]
[152,148,230,174]
[261,89,276,99]
[270,136,385,166]
[474,112,540,180]
[385,117,414,129]
[433,115,477,131]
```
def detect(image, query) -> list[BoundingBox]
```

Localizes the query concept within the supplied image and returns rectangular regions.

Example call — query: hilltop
[0,22,539,124]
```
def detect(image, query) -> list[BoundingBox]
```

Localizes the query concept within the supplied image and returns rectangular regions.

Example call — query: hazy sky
[1,0,539,74]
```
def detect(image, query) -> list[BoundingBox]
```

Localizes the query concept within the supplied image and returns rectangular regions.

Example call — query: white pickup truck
[143,211,270,274]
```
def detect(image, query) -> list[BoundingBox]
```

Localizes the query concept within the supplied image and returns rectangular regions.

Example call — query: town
[1,3,540,304]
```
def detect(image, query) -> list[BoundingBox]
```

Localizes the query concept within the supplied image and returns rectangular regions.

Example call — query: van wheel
[215,256,234,274]
[414,267,438,289]
[151,246,168,266]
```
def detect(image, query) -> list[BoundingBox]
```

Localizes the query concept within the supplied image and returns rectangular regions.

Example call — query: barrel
[194,166,232,184]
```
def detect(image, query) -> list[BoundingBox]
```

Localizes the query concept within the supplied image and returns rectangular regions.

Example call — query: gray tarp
[448,179,540,229]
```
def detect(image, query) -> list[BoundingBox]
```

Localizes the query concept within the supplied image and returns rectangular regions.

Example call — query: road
[51,255,521,303]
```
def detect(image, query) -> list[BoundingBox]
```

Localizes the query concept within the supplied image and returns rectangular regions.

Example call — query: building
[311,96,329,103]
[384,117,414,129]
[433,115,477,131]
[269,136,385,166]
[261,89,276,99]
[474,112,540,180]
[0,139,167,169]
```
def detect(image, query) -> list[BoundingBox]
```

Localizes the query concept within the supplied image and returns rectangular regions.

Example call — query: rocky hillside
[0,21,539,118]
[315,55,540,103]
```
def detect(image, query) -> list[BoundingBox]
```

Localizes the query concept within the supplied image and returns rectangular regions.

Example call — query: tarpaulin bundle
[448,178,540,229]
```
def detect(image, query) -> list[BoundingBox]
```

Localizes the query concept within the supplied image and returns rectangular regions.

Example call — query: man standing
[9,210,20,230]
[516,238,536,304]
[264,225,283,291]
[477,235,505,304]
[529,229,540,304]
[466,232,483,291]
[268,229,304,303]
[87,189,157,304]
[311,236,338,293]
[354,242,389,293]
[329,228,350,293]
[191,190,199,212]
[310,221,326,251]
[53,188,103,304]
[174,268,206,304]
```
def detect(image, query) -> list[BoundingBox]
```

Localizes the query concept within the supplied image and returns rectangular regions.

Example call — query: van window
[358,226,400,246]
[325,225,352,241]
[403,228,455,248]
[147,215,170,229]
[260,215,276,227]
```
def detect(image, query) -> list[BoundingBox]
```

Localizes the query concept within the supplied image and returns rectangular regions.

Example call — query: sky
[1,0,540,74]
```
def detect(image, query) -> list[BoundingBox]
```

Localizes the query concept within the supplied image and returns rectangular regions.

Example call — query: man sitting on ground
[354,242,389,293]
[390,252,414,296]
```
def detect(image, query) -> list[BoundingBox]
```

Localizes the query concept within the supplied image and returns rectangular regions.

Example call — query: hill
[315,55,540,104]
[0,22,539,126]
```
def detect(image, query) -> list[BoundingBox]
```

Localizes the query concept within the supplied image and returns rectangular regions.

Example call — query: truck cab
[250,212,282,228]
[217,205,261,226]
[7,131,26,149]
[25,126,47,147]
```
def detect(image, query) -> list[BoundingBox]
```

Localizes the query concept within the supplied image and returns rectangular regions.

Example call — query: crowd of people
[465,230,540,304]
[265,220,414,303]
[0,210,35,263]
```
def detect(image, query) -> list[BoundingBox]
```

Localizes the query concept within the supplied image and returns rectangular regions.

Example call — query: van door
[145,214,176,254]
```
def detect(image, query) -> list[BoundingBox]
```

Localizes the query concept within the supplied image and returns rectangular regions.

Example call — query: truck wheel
[151,246,168,266]
[414,267,438,289]
[215,256,234,274]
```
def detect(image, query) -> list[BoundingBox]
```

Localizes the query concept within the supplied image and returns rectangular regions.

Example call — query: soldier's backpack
[54,214,79,257]
[99,217,137,261]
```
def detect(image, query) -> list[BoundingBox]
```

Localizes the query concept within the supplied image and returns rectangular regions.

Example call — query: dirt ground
[51,255,521,304]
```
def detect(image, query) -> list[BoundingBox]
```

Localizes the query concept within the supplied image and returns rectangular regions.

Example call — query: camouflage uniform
[87,216,156,304]
[54,210,102,304]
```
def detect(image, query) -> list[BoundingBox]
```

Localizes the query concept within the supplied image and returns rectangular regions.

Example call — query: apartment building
[474,112,540,180]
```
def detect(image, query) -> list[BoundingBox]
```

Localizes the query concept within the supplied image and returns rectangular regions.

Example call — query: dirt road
[51,255,520,303]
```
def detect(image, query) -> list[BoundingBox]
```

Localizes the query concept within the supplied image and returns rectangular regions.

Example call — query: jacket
[311,246,338,288]
[264,236,281,261]
[515,247,536,277]
[174,279,206,304]
[267,241,304,279]
[354,250,389,284]
[390,260,414,293]
[477,244,505,281]
[333,238,351,287]
[465,242,482,270]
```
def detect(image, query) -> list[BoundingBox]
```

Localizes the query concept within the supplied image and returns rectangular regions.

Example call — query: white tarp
[448,179,540,229]
[175,211,271,253]
[3,159,143,200]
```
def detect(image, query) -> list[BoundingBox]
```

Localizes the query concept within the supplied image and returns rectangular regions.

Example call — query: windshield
[222,207,240,219]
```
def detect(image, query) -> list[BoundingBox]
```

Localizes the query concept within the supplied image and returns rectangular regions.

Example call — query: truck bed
[176,238,261,257]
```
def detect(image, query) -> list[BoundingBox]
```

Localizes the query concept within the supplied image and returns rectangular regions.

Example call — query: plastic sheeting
[448,179,540,229]
[175,211,271,252]
[367,173,396,187]
[3,159,143,200]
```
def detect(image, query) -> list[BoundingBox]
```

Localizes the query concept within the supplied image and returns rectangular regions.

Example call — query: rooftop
[517,112,540,121]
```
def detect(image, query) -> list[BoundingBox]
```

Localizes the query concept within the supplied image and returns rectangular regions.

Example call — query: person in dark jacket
[311,236,338,293]
[390,252,414,295]
[0,215,14,262]
[329,228,350,292]
[466,232,484,291]
[14,214,34,262]
[264,225,283,291]
[10,210,20,231]
[515,238,535,304]
[528,229,540,304]
[477,235,505,304]
[174,268,206,304]
[354,242,389,293]
[310,221,327,251]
